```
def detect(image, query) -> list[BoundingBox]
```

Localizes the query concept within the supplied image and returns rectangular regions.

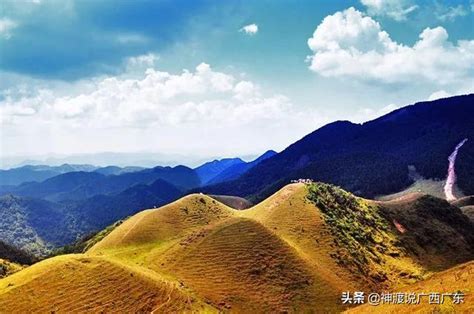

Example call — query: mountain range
[0,151,274,255]
[200,94,474,201]
[0,94,473,259]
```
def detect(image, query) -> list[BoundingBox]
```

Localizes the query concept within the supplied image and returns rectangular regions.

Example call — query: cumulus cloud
[240,23,258,35]
[307,7,474,87]
[360,0,418,21]
[0,18,18,39]
[0,62,323,157]
[0,63,288,127]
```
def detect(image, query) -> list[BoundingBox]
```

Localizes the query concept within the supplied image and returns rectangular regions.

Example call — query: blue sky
[0,0,473,166]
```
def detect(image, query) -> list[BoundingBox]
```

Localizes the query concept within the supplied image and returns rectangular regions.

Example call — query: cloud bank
[0,60,321,157]
[307,7,474,88]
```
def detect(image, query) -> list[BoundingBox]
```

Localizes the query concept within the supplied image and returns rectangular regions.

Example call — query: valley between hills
[0,182,472,313]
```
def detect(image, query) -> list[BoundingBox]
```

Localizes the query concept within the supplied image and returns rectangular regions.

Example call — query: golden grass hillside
[0,182,472,313]
[0,254,215,313]
[209,195,253,210]
[346,260,474,314]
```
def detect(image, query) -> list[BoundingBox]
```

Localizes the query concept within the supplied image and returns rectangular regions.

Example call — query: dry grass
[0,183,472,313]
[0,254,215,313]
[209,195,253,210]
[346,261,474,314]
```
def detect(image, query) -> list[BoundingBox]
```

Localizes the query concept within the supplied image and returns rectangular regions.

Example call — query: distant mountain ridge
[195,158,245,184]
[0,164,148,186]
[201,94,474,201]
[0,179,182,256]
[208,150,277,185]
[194,150,277,185]
[0,164,98,186]
[0,165,199,202]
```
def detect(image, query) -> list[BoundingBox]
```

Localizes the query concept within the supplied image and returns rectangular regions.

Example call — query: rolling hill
[346,260,474,314]
[201,94,474,202]
[2,182,472,312]
[0,255,214,313]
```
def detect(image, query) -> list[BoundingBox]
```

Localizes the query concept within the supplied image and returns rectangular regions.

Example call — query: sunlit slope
[90,183,473,311]
[0,254,216,313]
[2,182,472,312]
[239,183,362,292]
[157,217,341,312]
[209,194,253,209]
[346,261,474,314]
[90,189,345,312]
[89,194,234,254]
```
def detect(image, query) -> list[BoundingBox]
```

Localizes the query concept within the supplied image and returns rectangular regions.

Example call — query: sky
[0,0,473,167]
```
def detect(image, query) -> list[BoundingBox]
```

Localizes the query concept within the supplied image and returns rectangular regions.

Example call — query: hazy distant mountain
[208,150,277,185]
[1,165,199,202]
[202,94,474,201]
[0,179,182,256]
[1,152,219,169]
[194,158,245,184]
[93,166,145,176]
[0,164,98,186]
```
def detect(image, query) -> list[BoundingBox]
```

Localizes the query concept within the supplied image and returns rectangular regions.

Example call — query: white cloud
[307,7,474,88]
[361,0,418,21]
[0,62,274,127]
[434,4,468,22]
[240,23,258,35]
[428,90,452,101]
[0,18,18,39]
[125,53,160,72]
[0,62,324,157]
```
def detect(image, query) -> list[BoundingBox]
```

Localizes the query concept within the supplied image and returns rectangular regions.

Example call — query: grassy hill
[0,255,214,313]
[0,183,472,312]
[346,260,474,314]
[209,195,253,209]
